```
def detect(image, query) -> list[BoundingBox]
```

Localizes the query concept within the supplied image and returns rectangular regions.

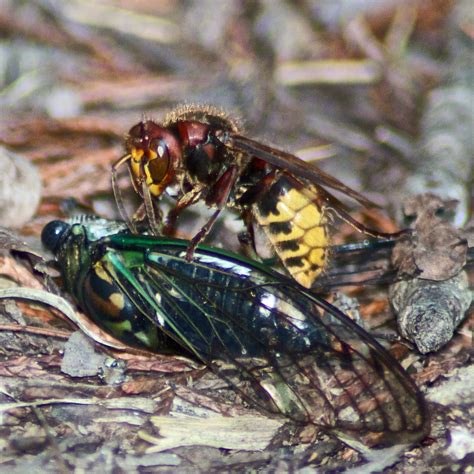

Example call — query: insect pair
[42,217,429,450]
[112,104,398,289]
[41,105,428,451]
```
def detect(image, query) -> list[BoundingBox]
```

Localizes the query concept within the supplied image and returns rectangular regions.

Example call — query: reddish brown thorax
[177,120,208,146]
[177,120,218,162]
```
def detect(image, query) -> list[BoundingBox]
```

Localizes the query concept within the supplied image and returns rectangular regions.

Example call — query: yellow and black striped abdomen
[253,177,329,288]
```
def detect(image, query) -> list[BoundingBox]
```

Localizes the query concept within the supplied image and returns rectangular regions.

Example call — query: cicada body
[113,104,400,288]
[42,218,428,449]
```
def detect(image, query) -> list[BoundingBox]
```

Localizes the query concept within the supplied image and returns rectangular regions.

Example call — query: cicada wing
[104,244,428,448]
[295,295,428,446]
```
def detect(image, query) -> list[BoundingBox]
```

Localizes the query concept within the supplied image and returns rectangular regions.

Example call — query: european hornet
[113,105,398,288]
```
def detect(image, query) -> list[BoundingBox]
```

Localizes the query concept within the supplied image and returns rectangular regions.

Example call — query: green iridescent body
[42,218,429,449]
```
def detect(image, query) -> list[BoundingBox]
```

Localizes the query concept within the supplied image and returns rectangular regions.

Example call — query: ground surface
[0,1,472,472]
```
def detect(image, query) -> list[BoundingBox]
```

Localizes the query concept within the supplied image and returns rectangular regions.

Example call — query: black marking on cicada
[42,219,429,449]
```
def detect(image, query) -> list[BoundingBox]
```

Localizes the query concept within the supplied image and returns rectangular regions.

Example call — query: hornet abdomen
[253,175,329,288]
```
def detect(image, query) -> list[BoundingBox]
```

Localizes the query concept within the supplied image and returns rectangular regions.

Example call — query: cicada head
[41,217,127,296]
[42,219,90,296]
[42,218,170,351]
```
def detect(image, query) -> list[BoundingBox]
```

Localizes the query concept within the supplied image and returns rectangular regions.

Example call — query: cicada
[41,217,428,449]
[113,104,400,289]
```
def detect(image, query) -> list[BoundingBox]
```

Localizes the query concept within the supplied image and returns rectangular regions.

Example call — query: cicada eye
[148,138,171,182]
[41,220,71,254]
